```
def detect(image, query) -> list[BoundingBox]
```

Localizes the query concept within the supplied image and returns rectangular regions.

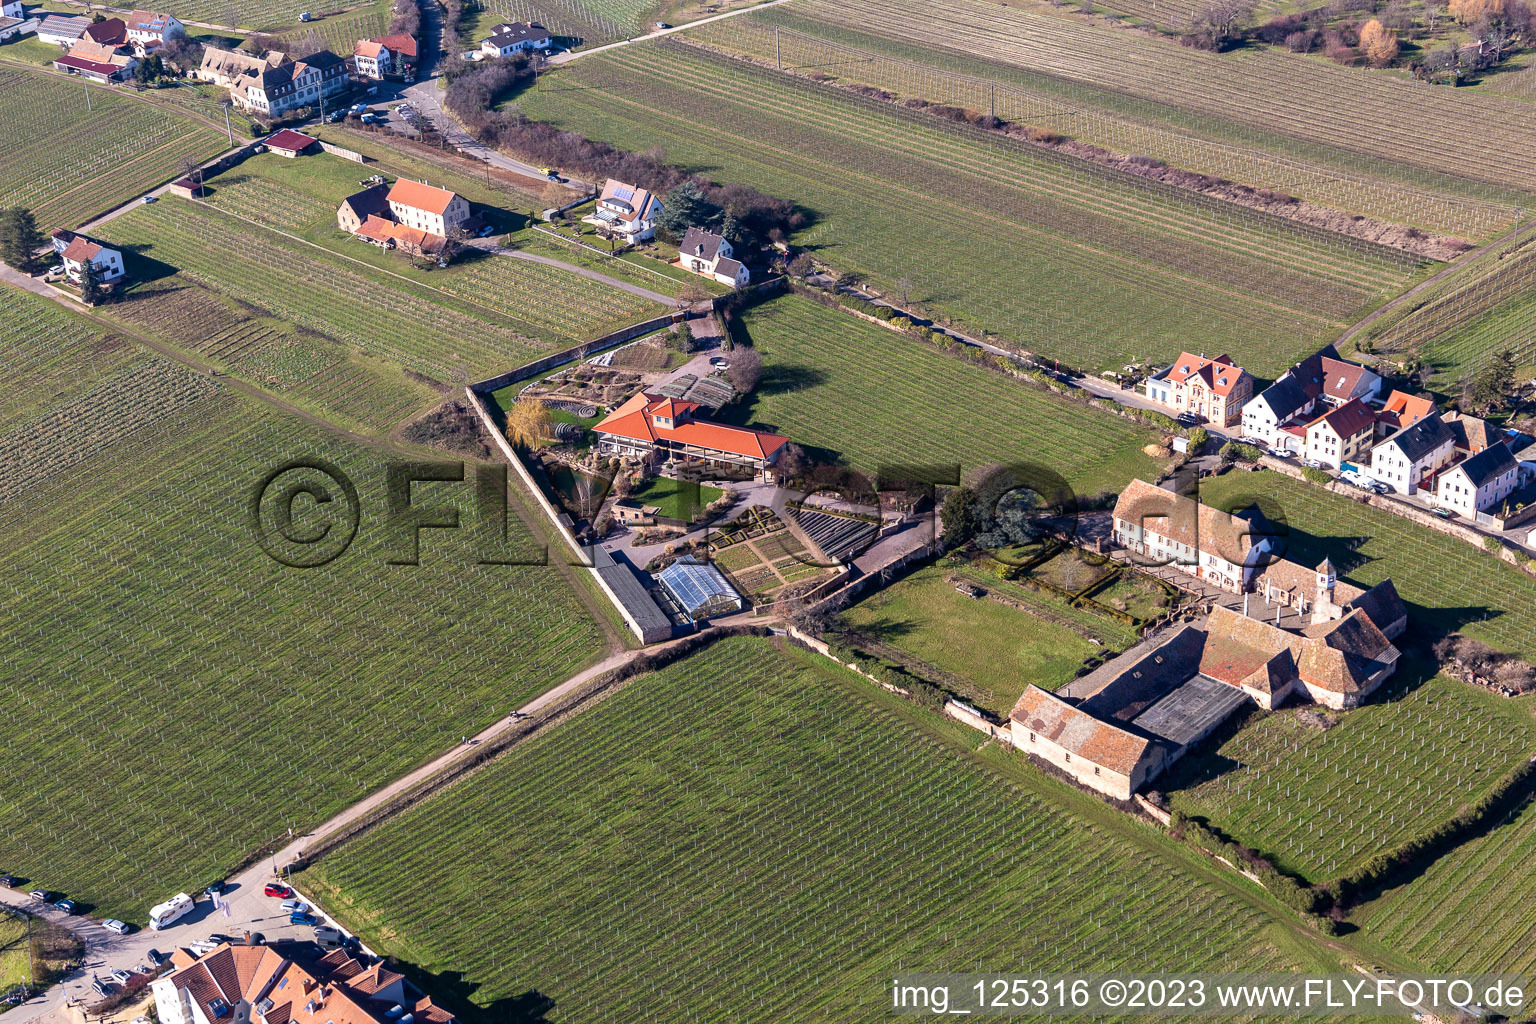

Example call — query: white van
[148,893,195,930]
[314,926,345,949]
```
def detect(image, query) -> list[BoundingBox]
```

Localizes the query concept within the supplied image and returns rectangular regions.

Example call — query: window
[1094,766,1101,776]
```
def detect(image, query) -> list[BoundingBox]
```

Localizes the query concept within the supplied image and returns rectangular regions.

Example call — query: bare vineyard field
[728,295,1165,497]
[0,292,604,917]
[464,0,657,45]
[0,70,223,229]
[274,0,391,51]
[1361,226,1536,382]
[1168,674,1536,879]
[694,18,1519,240]
[96,199,653,382]
[528,43,1420,374]
[785,0,1536,197]
[300,637,1316,1024]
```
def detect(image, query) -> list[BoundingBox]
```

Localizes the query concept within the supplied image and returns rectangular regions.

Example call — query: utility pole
[775,25,781,70]
[83,78,91,110]
[223,103,234,146]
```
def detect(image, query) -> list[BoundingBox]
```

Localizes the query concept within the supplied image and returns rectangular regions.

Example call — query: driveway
[469,239,675,304]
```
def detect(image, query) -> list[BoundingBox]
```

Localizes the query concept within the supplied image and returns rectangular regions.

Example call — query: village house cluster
[30,9,185,83]
[1141,344,1536,524]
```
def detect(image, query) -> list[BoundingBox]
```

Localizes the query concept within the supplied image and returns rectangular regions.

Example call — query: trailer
[148,893,194,930]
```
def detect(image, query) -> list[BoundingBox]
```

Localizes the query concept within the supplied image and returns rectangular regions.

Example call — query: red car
[264,883,293,899]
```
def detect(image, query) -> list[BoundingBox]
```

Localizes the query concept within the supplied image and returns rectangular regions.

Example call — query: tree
[940,486,982,549]
[1360,18,1400,64]
[726,346,762,395]
[79,258,101,306]
[1189,0,1257,47]
[654,180,720,241]
[1187,426,1209,450]
[787,251,815,278]
[895,276,914,307]
[505,398,552,447]
[0,208,44,272]
[539,181,569,212]
[1462,349,1516,414]
[1450,0,1504,22]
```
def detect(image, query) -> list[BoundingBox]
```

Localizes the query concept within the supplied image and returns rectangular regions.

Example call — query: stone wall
[468,312,681,393]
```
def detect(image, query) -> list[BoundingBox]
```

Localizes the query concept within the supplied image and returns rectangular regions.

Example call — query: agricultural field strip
[1200,472,1536,657]
[528,50,1377,372]
[736,296,1156,491]
[480,0,644,43]
[1423,288,1536,381]
[1361,797,1536,977]
[1172,680,1534,878]
[305,638,1299,1023]
[693,18,1517,240]
[794,0,1536,194]
[650,42,1411,298]
[0,393,602,917]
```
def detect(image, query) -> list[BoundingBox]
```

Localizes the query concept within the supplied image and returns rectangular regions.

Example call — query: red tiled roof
[353,39,384,58]
[1307,397,1375,441]
[387,179,459,216]
[1381,390,1435,427]
[355,214,396,243]
[593,391,789,461]
[1318,357,1372,401]
[60,236,106,262]
[371,32,416,56]
[1164,351,1247,397]
[1110,478,1259,564]
[84,17,127,43]
[264,128,316,152]
[54,53,122,75]
[1010,685,1153,777]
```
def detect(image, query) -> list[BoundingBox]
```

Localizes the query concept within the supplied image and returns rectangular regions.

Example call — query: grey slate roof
[1380,413,1453,463]
[1453,441,1518,488]
[679,226,727,262]
[1254,375,1311,421]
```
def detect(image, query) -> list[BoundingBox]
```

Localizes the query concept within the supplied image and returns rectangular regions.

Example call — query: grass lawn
[839,564,1123,714]
[298,636,1312,1024]
[628,475,723,519]
[728,294,1168,498]
[1197,470,1536,661]
[1165,666,1536,880]
[0,289,607,919]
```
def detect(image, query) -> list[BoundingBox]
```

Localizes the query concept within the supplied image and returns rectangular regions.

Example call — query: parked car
[654,20,670,27]
[328,111,345,122]
[1433,506,1456,519]
[360,113,378,124]
[1302,458,1325,469]
[204,881,228,897]
[102,919,130,935]
[314,926,344,949]
[350,103,367,114]
[1175,412,1200,426]
[207,933,234,945]
[108,970,132,985]
[91,978,110,997]
[137,964,155,975]
[188,940,218,956]
[289,911,319,926]
[476,224,495,237]
[140,195,157,204]
[1369,481,1390,494]
[264,883,293,898]
[0,875,18,888]
[1237,436,1262,447]
[147,949,167,966]
[54,899,78,914]
[279,899,309,914]
[1266,447,1292,459]
[48,264,63,276]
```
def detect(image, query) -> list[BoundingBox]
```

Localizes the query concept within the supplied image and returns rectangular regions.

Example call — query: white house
[386,179,470,238]
[124,9,183,51]
[677,226,749,286]
[1368,414,1456,495]
[479,20,549,57]
[228,51,343,116]
[1303,397,1376,469]
[1241,374,1316,451]
[1437,442,1520,517]
[35,13,90,46]
[0,0,24,19]
[59,234,125,285]
[590,178,661,241]
[1111,478,1274,594]
[353,33,415,79]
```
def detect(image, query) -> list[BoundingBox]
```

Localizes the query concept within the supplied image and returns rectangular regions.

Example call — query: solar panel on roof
[613,186,634,201]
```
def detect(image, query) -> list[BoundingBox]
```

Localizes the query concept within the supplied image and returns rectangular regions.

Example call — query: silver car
[102,919,130,935]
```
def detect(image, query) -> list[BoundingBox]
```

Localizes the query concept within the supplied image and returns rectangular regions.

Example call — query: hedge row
[825,639,951,710]
[1170,810,1341,935]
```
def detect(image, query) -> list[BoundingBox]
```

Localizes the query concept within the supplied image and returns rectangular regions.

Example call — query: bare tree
[895,276,914,307]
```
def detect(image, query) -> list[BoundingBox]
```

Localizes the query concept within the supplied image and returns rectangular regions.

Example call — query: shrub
[1302,467,1331,485]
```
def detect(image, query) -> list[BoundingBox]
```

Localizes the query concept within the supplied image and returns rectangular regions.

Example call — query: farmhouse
[591,179,661,241]
[262,128,318,157]
[0,0,23,19]
[228,51,346,117]
[1141,352,1252,427]
[386,179,470,239]
[1436,442,1520,517]
[337,184,391,233]
[57,232,125,284]
[1368,414,1456,495]
[1445,411,1503,455]
[1315,357,1381,407]
[354,33,416,79]
[1111,478,1274,593]
[1240,344,1378,452]
[83,18,128,45]
[592,392,789,476]
[1010,684,1167,800]
[1303,397,1375,470]
[479,21,550,58]
[35,14,90,47]
[124,10,183,52]
[677,227,749,286]
[54,38,136,81]
[197,46,290,88]
[152,941,457,1024]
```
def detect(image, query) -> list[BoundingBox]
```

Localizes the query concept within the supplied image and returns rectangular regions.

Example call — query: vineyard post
[776,25,781,70]
[82,77,91,111]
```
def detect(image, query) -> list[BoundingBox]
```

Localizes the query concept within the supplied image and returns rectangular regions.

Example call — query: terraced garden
[299,636,1317,1023]
[787,0,1536,197]
[727,295,1165,498]
[525,42,1420,375]
[0,69,223,230]
[0,296,606,918]
[1197,470,1536,660]
[96,199,655,383]
[692,18,1519,240]
[1168,674,1536,879]
[1357,795,1536,979]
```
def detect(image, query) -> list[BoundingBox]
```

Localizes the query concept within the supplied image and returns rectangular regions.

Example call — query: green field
[299,636,1320,1023]
[1356,794,1536,978]
[1167,672,1536,879]
[1197,470,1536,660]
[521,43,1420,376]
[0,288,606,919]
[839,563,1137,715]
[627,475,723,519]
[727,294,1166,497]
[0,69,224,230]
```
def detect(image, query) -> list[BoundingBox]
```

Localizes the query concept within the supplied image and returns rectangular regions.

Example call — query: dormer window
[210,1000,232,1018]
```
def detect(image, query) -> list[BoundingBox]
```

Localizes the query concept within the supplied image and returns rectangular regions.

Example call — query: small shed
[263,129,318,158]
[167,177,207,199]
[656,556,743,621]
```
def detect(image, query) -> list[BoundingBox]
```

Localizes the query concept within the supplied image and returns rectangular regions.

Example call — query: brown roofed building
[1141,351,1254,427]
[1010,685,1164,799]
[1303,397,1376,469]
[1110,478,1275,593]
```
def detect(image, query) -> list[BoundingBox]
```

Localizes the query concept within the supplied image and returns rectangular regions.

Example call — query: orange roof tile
[1010,685,1154,776]
[386,179,459,216]
[594,391,788,461]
